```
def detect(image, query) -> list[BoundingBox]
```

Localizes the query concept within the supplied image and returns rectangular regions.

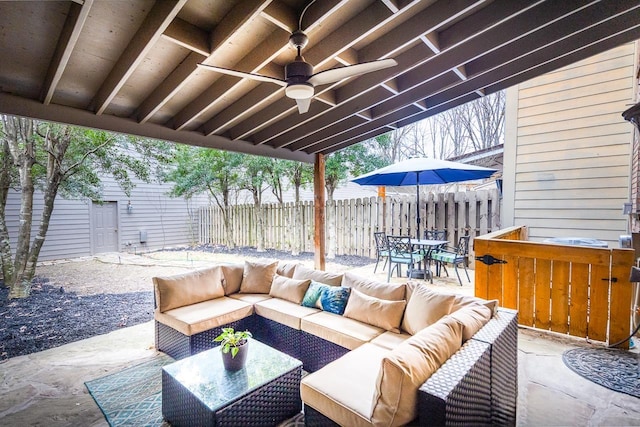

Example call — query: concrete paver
[1,253,638,426]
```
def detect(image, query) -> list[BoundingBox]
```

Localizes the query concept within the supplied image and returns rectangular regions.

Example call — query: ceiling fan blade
[197,63,287,86]
[308,58,397,86]
[296,98,311,114]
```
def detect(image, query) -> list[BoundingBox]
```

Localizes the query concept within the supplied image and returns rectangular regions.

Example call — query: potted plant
[214,327,252,371]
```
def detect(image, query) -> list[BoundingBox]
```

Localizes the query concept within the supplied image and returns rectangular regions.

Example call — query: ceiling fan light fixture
[285,83,314,99]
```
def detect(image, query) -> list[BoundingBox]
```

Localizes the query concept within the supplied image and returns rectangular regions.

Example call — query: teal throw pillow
[301,281,329,308]
[320,286,351,315]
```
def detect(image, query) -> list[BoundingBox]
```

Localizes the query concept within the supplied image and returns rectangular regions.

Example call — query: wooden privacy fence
[474,225,635,348]
[199,189,500,260]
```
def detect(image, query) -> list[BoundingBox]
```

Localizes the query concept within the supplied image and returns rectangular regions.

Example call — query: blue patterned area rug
[85,353,306,426]
[562,347,640,398]
[85,354,174,426]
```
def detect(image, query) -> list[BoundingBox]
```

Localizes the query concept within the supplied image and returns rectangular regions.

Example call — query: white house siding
[503,42,637,246]
[6,177,209,261]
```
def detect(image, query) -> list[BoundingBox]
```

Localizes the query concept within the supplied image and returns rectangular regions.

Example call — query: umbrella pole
[416,179,420,240]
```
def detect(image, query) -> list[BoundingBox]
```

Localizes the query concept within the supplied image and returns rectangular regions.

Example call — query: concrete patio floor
[0,254,638,426]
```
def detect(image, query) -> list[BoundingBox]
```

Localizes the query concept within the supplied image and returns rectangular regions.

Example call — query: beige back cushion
[448,303,492,341]
[293,264,343,286]
[220,263,244,295]
[239,260,278,294]
[401,286,456,335]
[341,272,406,301]
[451,293,499,315]
[277,262,298,278]
[371,316,463,426]
[269,275,312,304]
[153,266,224,312]
[343,288,406,333]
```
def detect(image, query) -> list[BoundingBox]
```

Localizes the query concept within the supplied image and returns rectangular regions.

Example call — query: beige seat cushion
[343,288,406,333]
[269,275,311,304]
[293,265,343,286]
[341,272,406,301]
[221,263,244,295]
[301,343,389,427]
[370,331,412,350]
[401,285,456,335]
[228,293,272,305]
[301,311,384,350]
[255,298,320,329]
[155,297,253,336]
[239,260,278,293]
[153,266,224,312]
[448,303,492,341]
[371,316,463,426]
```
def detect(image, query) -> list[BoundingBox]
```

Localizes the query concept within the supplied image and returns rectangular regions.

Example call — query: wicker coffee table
[161,338,302,426]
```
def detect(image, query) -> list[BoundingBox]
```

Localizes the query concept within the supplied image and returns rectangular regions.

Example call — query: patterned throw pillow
[320,286,351,315]
[301,281,329,308]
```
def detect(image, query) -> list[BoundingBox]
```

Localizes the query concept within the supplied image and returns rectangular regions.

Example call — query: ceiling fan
[197,3,397,114]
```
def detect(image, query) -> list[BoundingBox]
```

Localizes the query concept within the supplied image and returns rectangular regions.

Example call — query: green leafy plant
[214,328,252,358]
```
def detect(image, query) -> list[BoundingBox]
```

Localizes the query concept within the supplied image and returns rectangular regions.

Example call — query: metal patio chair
[373,232,389,273]
[431,235,471,286]
[386,235,425,283]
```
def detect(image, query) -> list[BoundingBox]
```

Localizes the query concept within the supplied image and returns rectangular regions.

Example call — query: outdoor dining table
[409,239,449,283]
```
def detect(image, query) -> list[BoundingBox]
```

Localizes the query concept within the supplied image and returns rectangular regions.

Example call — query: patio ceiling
[1,1,639,163]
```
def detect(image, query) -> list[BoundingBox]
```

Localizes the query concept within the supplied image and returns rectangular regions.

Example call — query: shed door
[92,202,118,253]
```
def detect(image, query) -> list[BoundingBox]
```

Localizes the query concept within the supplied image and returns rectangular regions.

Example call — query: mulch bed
[0,278,153,361]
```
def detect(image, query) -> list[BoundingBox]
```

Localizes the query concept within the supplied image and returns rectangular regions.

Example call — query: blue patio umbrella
[351,157,497,238]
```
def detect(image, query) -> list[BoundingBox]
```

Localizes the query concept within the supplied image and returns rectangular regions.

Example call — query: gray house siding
[6,177,209,261]
[503,42,636,247]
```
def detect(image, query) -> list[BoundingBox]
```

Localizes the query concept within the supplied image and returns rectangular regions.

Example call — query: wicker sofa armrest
[471,307,519,426]
[418,308,518,426]
[418,339,492,426]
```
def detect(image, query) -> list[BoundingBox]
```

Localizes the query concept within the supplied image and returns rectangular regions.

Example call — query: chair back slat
[374,232,388,253]
[457,236,471,256]
[386,235,413,254]
[424,229,446,241]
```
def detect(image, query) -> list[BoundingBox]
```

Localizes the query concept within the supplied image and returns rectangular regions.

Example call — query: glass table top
[162,339,302,411]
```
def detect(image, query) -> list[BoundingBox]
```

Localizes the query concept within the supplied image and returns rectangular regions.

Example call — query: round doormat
[562,347,639,398]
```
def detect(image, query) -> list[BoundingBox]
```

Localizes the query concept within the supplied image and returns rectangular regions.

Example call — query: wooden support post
[314,153,326,270]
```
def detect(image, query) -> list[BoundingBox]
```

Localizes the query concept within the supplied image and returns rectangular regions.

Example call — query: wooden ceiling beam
[135,51,206,123]
[91,0,187,115]
[195,0,348,136]
[230,1,418,143]
[394,27,640,132]
[134,0,271,124]
[264,0,540,149]
[308,104,422,153]
[162,18,210,56]
[271,0,599,150]
[424,8,640,109]
[396,0,595,93]
[41,0,93,105]
[380,0,400,14]
[308,12,640,155]
[0,92,313,163]
[221,0,407,141]
[463,0,640,78]
[175,28,290,131]
[285,72,459,151]
[247,0,515,147]
[261,1,298,32]
[358,0,483,61]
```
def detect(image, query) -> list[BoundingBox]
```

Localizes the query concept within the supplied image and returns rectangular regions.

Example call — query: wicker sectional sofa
[153,261,518,426]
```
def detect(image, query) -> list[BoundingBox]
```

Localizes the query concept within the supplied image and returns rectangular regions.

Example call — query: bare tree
[364,91,505,161]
